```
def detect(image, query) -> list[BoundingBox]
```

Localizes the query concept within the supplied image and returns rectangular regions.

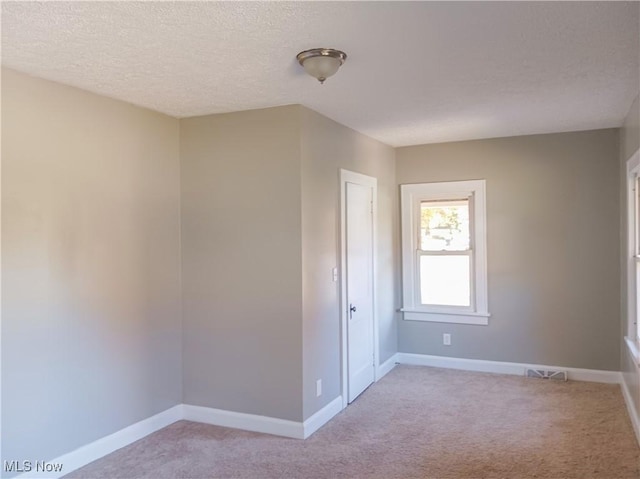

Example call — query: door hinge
[370,201,373,214]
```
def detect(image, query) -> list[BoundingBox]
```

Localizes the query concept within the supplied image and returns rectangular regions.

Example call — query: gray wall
[300,107,398,419]
[180,106,304,421]
[180,105,399,422]
[620,93,640,424]
[1,69,182,470]
[396,129,620,371]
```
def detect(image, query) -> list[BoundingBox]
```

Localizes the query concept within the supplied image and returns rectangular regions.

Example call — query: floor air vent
[525,368,568,381]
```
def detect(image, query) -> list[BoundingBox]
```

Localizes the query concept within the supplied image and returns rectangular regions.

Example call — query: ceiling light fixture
[296,48,347,84]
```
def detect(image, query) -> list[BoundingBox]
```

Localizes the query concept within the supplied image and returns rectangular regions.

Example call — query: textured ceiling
[2,1,639,147]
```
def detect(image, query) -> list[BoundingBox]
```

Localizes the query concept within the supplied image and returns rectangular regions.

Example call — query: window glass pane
[636,177,640,256]
[420,255,470,306]
[636,259,640,339]
[420,199,470,251]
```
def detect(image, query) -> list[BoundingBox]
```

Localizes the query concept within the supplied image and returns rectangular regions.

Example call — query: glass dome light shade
[297,49,347,84]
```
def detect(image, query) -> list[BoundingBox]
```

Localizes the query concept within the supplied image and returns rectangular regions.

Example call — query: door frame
[339,168,379,409]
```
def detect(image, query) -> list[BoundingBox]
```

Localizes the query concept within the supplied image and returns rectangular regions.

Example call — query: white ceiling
[2,1,639,147]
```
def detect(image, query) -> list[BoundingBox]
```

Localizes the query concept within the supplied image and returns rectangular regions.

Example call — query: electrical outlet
[443,333,451,346]
[332,267,338,282]
[316,379,322,397]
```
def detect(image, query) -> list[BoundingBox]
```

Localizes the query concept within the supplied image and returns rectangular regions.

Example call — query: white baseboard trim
[302,396,343,439]
[621,376,640,447]
[182,404,304,439]
[15,404,183,479]
[12,398,349,479]
[15,353,625,479]
[375,353,399,381]
[396,352,622,384]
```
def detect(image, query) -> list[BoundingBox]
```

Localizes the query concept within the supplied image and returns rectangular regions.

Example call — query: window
[401,180,489,325]
[625,150,640,363]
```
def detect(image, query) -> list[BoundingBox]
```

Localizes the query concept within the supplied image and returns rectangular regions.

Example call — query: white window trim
[625,149,640,364]
[400,180,489,325]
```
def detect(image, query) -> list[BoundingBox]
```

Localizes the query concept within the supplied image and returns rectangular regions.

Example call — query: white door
[345,179,375,403]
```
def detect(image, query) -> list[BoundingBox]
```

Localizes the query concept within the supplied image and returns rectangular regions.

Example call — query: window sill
[624,336,640,365]
[401,309,490,325]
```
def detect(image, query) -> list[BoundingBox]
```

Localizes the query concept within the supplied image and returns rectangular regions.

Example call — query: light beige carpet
[66,366,639,479]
